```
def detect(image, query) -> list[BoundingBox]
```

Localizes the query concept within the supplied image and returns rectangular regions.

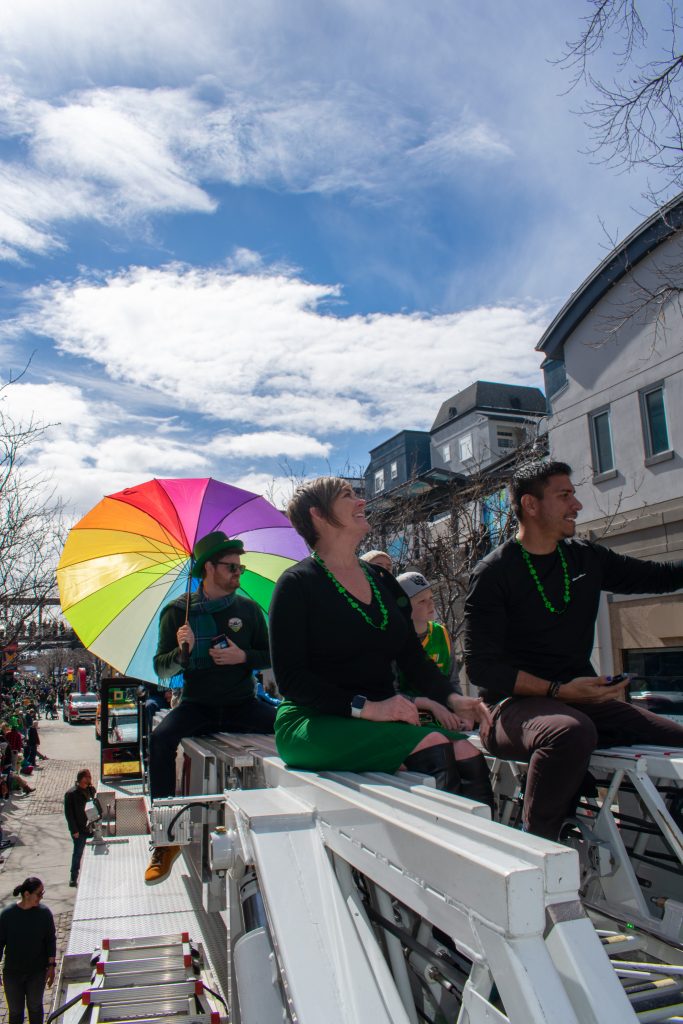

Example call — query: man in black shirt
[464,461,683,839]
[64,768,99,887]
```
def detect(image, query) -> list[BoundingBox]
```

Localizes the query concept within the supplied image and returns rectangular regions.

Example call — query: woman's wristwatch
[351,695,367,718]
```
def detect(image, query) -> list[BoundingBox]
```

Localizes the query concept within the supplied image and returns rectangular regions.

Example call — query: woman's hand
[362,695,420,725]
[447,694,492,733]
[414,697,462,732]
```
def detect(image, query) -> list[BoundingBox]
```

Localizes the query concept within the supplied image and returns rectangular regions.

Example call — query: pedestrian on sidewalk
[63,769,99,887]
[0,876,56,1024]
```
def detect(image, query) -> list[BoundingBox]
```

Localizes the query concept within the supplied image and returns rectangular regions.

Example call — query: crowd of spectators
[0,679,64,860]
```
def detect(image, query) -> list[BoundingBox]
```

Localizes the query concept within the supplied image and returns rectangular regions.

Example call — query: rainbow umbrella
[57,477,308,684]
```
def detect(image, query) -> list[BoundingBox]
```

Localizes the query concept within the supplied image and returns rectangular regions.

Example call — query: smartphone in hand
[605,672,630,687]
[212,634,229,649]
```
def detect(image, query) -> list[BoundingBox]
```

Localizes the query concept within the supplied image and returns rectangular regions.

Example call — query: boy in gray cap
[397,572,463,696]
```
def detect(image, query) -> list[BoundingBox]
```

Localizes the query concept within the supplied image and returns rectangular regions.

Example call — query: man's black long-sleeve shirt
[464,538,683,704]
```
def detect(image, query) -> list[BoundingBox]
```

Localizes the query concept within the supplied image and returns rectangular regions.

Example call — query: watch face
[352,695,366,710]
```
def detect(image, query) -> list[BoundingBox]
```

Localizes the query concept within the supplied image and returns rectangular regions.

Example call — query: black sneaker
[69,879,77,888]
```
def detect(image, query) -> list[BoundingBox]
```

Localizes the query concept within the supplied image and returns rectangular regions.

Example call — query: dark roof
[430,381,546,433]
[537,194,683,360]
[367,429,430,458]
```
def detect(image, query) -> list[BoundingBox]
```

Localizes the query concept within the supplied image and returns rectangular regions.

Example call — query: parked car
[63,691,99,724]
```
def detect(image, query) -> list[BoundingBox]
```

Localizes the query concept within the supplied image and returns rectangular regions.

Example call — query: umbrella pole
[179,566,193,669]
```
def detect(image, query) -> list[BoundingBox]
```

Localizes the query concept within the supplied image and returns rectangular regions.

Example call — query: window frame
[639,382,673,464]
[374,468,385,493]
[589,406,616,481]
[389,460,398,480]
[458,433,473,462]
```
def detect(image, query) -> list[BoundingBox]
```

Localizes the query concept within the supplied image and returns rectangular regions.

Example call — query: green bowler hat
[191,531,245,578]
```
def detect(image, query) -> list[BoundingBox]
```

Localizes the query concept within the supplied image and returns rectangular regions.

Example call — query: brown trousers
[484,696,683,839]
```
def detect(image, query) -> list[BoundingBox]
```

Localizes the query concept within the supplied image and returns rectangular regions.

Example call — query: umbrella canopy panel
[57,477,308,684]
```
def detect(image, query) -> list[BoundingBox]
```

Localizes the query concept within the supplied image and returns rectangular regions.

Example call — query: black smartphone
[212,634,229,649]
[605,672,630,687]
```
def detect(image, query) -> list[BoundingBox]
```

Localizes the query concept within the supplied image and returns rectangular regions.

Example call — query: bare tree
[363,443,544,648]
[560,0,683,194]
[0,377,67,673]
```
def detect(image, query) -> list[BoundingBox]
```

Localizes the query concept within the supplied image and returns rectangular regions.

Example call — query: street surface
[0,715,101,1024]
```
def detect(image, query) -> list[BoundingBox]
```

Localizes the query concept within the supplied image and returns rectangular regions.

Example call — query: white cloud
[19,262,546,436]
[210,431,331,459]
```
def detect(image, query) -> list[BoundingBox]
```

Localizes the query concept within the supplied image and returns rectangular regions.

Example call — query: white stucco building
[538,196,683,684]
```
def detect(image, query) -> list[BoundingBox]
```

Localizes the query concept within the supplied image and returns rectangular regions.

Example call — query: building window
[640,385,670,457]
[374,469,385,493]
[497,428,514,449]
[589,408,615,475]
[390,461,398,480]
[441,444,451,463]
[459,434,473,462]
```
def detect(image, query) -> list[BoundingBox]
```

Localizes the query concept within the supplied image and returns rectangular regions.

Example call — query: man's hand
[46,966,56,988]
[209,639,247,666]
[72,832,79,839]
[176,623,195,653]
[362,695,420,725]
[560,675,628,703]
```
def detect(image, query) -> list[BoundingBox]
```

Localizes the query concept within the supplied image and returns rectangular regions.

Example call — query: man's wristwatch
[351,695,367,718]
[547,680,563,698]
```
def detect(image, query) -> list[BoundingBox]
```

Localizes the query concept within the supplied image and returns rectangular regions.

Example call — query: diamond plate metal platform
[68,835,228,1006]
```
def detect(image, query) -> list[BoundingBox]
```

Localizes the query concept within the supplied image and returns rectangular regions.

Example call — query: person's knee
[411,731,450,755]
[542,715,598,760]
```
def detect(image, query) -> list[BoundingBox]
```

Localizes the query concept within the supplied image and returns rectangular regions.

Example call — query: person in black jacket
[464,461,683,840]
[0,876,56,1024]
[146,531,273,886]
[270,477,492,805]
[63,769,98,887]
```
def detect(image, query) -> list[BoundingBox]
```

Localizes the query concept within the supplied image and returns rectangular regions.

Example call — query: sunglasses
[215,561,246,575]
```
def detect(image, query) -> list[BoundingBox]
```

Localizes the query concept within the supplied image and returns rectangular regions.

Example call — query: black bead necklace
[516,540,571,614]
[312,551,389,631]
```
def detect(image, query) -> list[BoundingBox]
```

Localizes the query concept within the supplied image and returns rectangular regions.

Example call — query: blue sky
[0,0,673,516]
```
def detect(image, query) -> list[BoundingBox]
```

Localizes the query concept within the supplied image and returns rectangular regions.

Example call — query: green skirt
[274,700,466,774]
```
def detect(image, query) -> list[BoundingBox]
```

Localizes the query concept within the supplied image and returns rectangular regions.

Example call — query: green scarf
[184,586,236,670]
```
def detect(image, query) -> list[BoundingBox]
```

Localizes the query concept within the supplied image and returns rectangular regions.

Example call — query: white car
[64,691,99,724]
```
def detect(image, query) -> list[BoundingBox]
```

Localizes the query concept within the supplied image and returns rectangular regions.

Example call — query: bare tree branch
[559,0,683,192]
[0,378,68,672]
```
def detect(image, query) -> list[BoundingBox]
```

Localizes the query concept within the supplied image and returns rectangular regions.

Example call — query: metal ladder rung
[85,981,203,1005]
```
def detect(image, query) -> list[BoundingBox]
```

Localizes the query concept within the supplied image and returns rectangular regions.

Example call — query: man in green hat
[145,531,274,885]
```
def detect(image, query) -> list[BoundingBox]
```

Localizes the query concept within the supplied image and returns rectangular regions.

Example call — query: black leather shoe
[404,743,460,792]
[456,754,495,812]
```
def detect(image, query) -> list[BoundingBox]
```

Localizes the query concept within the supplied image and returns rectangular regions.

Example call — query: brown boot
[144,845,181,885]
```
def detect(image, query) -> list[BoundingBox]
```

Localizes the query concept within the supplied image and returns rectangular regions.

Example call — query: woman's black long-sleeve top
[269,557,454,717]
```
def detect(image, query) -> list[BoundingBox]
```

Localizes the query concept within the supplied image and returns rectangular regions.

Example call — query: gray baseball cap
[396,571,432,598]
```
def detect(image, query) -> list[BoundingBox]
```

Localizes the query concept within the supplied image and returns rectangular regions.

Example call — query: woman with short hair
[269,477,493,804]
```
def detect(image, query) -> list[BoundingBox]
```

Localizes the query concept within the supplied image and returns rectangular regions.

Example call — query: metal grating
[68,835,228,1007]
[115,796,150,835]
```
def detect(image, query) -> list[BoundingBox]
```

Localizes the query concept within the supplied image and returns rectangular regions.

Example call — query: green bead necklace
[312,551,389,631]
[516,540,571,614]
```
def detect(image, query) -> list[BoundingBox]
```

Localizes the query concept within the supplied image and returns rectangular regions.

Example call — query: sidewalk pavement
[0,719,100,1024]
